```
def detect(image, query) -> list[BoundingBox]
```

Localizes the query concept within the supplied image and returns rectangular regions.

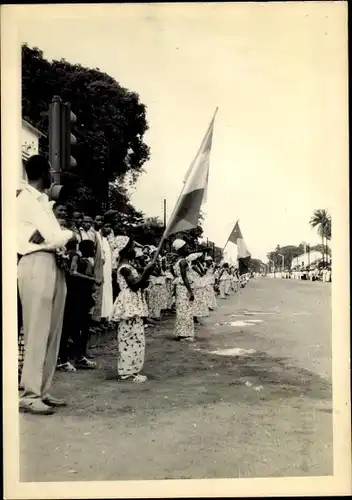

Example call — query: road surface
[20,277,332,481]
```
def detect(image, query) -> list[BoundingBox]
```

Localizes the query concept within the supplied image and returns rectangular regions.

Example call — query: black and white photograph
[2,2,350,498]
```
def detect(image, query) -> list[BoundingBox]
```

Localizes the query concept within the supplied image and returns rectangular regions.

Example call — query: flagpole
[151,107,219,265]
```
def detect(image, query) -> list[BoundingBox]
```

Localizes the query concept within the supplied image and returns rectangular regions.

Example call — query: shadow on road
[49,317,332,419]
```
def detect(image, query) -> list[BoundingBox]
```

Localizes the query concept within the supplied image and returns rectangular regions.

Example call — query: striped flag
[163,108,218,238]
[228,221,251,259]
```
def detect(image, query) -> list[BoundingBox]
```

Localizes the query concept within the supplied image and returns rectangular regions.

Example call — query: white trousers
[17,252,66,402]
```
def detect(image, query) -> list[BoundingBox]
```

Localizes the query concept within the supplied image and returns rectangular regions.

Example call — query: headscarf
[114,235,130,255]
[172,239,186,252]
[187,252,202,262]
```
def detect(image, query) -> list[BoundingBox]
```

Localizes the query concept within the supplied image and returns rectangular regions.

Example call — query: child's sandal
[57,361,77,372]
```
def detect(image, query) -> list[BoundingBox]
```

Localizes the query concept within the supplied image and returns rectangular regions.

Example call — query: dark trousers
[17,284,23,338]
[112,270,120,301]
[17,254,23,339]
[59,282,92,363]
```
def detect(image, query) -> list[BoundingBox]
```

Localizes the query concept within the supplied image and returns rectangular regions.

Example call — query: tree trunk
[322,234,325,264]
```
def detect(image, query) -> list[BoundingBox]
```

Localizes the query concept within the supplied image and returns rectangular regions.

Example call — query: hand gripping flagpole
[150,107,219,265]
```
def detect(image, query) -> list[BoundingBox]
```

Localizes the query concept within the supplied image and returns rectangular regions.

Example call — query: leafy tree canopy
[21,45,214,250]
[22,43,150,212]
[248,258,265,273]
[267,244,305,270]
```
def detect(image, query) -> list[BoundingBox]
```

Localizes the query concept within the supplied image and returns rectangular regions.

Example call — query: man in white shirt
[17,155,77,415]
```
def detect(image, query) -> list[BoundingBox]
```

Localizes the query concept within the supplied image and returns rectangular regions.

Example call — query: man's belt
[19,249,55,259]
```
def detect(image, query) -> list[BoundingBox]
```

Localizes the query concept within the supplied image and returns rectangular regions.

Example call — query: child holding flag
[111,236,155,382]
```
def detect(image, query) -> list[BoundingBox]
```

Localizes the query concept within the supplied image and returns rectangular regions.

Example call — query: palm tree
[324,218,331,240]
[324,217,331,263]
[309,209,331,263]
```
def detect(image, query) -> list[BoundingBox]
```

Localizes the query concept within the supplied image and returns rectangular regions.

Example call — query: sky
[18,3,347,261]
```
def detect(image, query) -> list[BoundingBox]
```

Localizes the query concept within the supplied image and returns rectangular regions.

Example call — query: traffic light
[48,95,62,185]
[48,95,78,200]
[48,95,77,179]
[60,101,77,170]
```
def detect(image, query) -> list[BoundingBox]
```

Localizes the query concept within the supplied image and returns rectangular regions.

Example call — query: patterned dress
[147,274,165,319]
[219,268,230,298]
[164,270,174,309]
[224,272,232,295]
[188,266,210,317]
[231,269,239,292]
[18,277,25,377]
[18,327,25,375]
[173,258,195,339]
[205,267,217,310]
[112,264,148,377]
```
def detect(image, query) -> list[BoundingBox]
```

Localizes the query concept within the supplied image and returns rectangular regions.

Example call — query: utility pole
[268,258,275,276]
[163,199,167,229]
[163,199,170,252]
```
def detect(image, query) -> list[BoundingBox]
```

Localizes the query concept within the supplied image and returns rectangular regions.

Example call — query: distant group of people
[169,243,249,343]
[17,155,250,415]
[281,266,332,282]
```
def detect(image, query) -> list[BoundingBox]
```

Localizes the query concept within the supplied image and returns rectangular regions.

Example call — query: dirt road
[20,277,332,481]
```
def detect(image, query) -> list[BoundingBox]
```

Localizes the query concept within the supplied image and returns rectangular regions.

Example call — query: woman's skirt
[191,286,210,317]
[147,283,164,319]
[174,285,195,339]
[165,278,174,310]
[231,277,239,292]
[160,279,169,311]
[219,280,226,299]
[117,317,145,376]
[224,279,232,296]
[206,284,217,310]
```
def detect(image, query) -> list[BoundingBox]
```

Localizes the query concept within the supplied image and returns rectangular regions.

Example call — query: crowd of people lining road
[17,155,250,415]
[281,267,332,282]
